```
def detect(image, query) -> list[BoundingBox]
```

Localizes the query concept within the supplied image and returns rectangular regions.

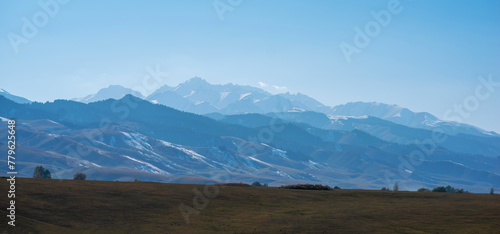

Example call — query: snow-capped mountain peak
[331,102,408,119]
[74,85,144,103]
[68,78,497,137]
[0,88,32,104]
[330,101,495,137]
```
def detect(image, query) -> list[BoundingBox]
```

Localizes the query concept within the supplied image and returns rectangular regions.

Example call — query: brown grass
[1,178,499,233]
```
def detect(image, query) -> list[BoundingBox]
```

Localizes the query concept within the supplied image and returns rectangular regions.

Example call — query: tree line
[33,165,86,180]
[30,166,496,195]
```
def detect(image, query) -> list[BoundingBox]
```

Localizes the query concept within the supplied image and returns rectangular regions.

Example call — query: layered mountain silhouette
[1,81,499,192]
[72,77,497,137]
[73,85,144,103]
[0,88,31,104]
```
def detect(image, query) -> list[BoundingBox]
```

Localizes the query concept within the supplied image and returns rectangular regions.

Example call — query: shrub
[73,172,87,180]
[417,188,431,192]
[381,187,390,191]
[455,188,465,194]
[432,185,468,193]
[252,181,262,186]
[134,178,141,182]
[33,165,51,179]
[490,188,494,195]
[280,184,331,190]
[432,186,447,193]
[393,183,399,191]
[219,183,251,187]
[252,181,268,187]
[333,186,341,189]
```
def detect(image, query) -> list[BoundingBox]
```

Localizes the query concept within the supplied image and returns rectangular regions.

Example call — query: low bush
[280,184,331,190]
[252,181,268,187]
[33,165,51,179]
[417,188,431,192]
[73,172,87,180]
[432,185,468,193]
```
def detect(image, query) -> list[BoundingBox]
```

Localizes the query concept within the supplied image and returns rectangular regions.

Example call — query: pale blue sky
[1,0,499,132]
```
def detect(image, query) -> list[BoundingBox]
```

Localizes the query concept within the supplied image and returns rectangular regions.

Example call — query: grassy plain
[1,178,499,233]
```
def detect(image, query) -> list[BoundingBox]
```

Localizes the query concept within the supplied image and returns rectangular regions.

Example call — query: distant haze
[1,0,499,132]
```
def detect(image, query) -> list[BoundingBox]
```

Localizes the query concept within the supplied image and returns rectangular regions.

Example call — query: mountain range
[1,78,499,192]
[74,77,498,138]
[73,85,145,103]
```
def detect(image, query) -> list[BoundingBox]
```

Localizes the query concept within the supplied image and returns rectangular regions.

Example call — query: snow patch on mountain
[47,133,60,138]
[307,160,321,169]
[122,155,169,174]
[274,170,292,178]
[160,141,206,160]
[240,92,252,100]
[328,115,368,120]
[272,148,287,158]
[184,90,196,98]
[121,132,153,152]
[287,107,306,113]
[220,92,230,101]
[248,156,274,167]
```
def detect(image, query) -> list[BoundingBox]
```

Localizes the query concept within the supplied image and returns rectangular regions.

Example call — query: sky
[1,0,499,132]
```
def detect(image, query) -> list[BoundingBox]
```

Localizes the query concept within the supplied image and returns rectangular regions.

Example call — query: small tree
[252,181,262,187]
[381,187,389,191]
[490,188,494,195]
[417,188,431,192]
[73,172,87,180]
[393,183,399,192]
[33,165,51,179]
[134,178,141,182]
[432,186,447,192]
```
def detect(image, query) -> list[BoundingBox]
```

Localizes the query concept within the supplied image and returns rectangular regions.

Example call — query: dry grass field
[1,178,499,233]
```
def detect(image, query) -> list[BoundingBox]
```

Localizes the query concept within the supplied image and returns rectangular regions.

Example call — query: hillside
[1,95,499,192]
[1,178,499,233]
